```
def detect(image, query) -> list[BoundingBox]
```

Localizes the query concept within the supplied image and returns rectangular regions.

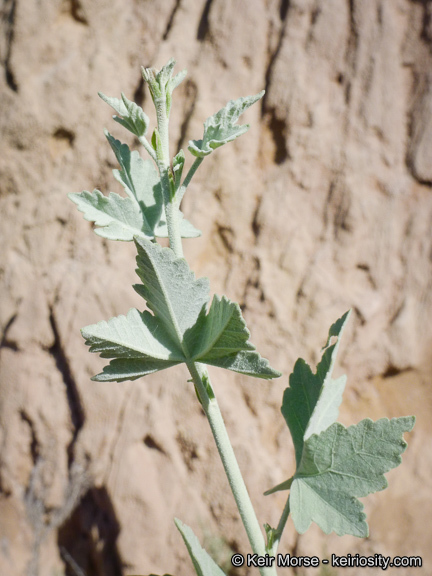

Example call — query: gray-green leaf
[105,132,201,238]
[188,91,264,158]
[282,311,350,467]
[134,238,210,347]
[172,149,185,188]
[185,295,281,379]
[99,92,149,137]
[82,239,280,381]
[290,417,415,537]
[68,190,153,241]
[81,308,184,381]
[175,519,226,576]
[134,239,280,379]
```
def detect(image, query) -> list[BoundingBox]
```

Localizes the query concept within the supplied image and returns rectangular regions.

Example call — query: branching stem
[177,157,203,204]
[187,362,277,576]
[268,496,290,557]
[138,135,157,162]
[146,63,278,576]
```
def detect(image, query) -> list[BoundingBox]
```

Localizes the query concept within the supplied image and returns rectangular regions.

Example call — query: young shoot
[70,58,415,576]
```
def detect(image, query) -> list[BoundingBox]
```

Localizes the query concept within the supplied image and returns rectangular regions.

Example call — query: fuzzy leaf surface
[106,131,159,206]
[186,295,281,379]
[134,238,210,346]
[81,308,184,381]
[175,519,226,576]
[106,132,201,238]
[82,239,280,381]
[290,417,415,537]
[99,92,149,137]
[188,91,264,158]
[68,190,153,241]
[282,311,350,467]
[134,239,281,379]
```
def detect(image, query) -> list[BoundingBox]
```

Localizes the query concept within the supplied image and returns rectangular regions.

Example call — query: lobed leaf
[134,238,210,346]
[106,132,201,238]
[81,308,184,381]
[266,312,415,537]
[186,295,255,360]
[71,134,201,241]
[290,416,415,537]
[81,308,183,360]
[90,357,179,382]
[99,92,149,137]
[188,91,264,158]
[134,239,281,379]
[82,239,280,381]
[68,189,153,241]
[105,131,160,206]
[282,311,350,467]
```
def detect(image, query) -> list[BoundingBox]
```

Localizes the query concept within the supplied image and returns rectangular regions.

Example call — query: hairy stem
[138,135,157,162]
[155,70,276,574]
[177,157,203,204]
[187,362,277,576]
[154,92,184,258]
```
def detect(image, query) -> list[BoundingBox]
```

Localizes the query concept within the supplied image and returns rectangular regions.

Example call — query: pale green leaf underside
[99,92,149,137]
[154,212,201,239]
[106,132,201,238]
[175,519,226,576]
[282,310,350,467]
[81,308,183,360]
[188,91,264,158]
[290,417,415,537]
[69,190,153,241]
[83,239,280,381]
[106,131,159,207]
[134,238,210,342]
[71,133,200,240]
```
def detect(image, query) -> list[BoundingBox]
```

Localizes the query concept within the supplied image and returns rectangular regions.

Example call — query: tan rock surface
[1,1,431,575]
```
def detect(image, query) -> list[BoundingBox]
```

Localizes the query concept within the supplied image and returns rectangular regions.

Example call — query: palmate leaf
[282,311,350,467]
[106,132,201,239]
[188,92,264,158]
[290,417,415,537]
[134,237,210,344]
[68,190,153,241]
[265,312,415,537]
[175,519,226,576]
[82,238,280,382]
[81,308,184,381]
[70,134,201,241]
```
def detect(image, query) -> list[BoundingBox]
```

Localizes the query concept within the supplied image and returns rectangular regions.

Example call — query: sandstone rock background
[1,0,431,575]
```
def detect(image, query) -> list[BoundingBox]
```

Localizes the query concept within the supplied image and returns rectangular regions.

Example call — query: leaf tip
[404,415,416,432]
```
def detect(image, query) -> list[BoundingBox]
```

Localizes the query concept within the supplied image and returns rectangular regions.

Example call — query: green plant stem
[138,135,157,162]
[187,362,277,576]
[268,496,290,557]
[177,157,203,204]
[153,93,184,258]
[156,80,276,576]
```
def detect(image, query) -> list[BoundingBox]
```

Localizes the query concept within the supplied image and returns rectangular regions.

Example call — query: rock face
[1,1,431,575]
